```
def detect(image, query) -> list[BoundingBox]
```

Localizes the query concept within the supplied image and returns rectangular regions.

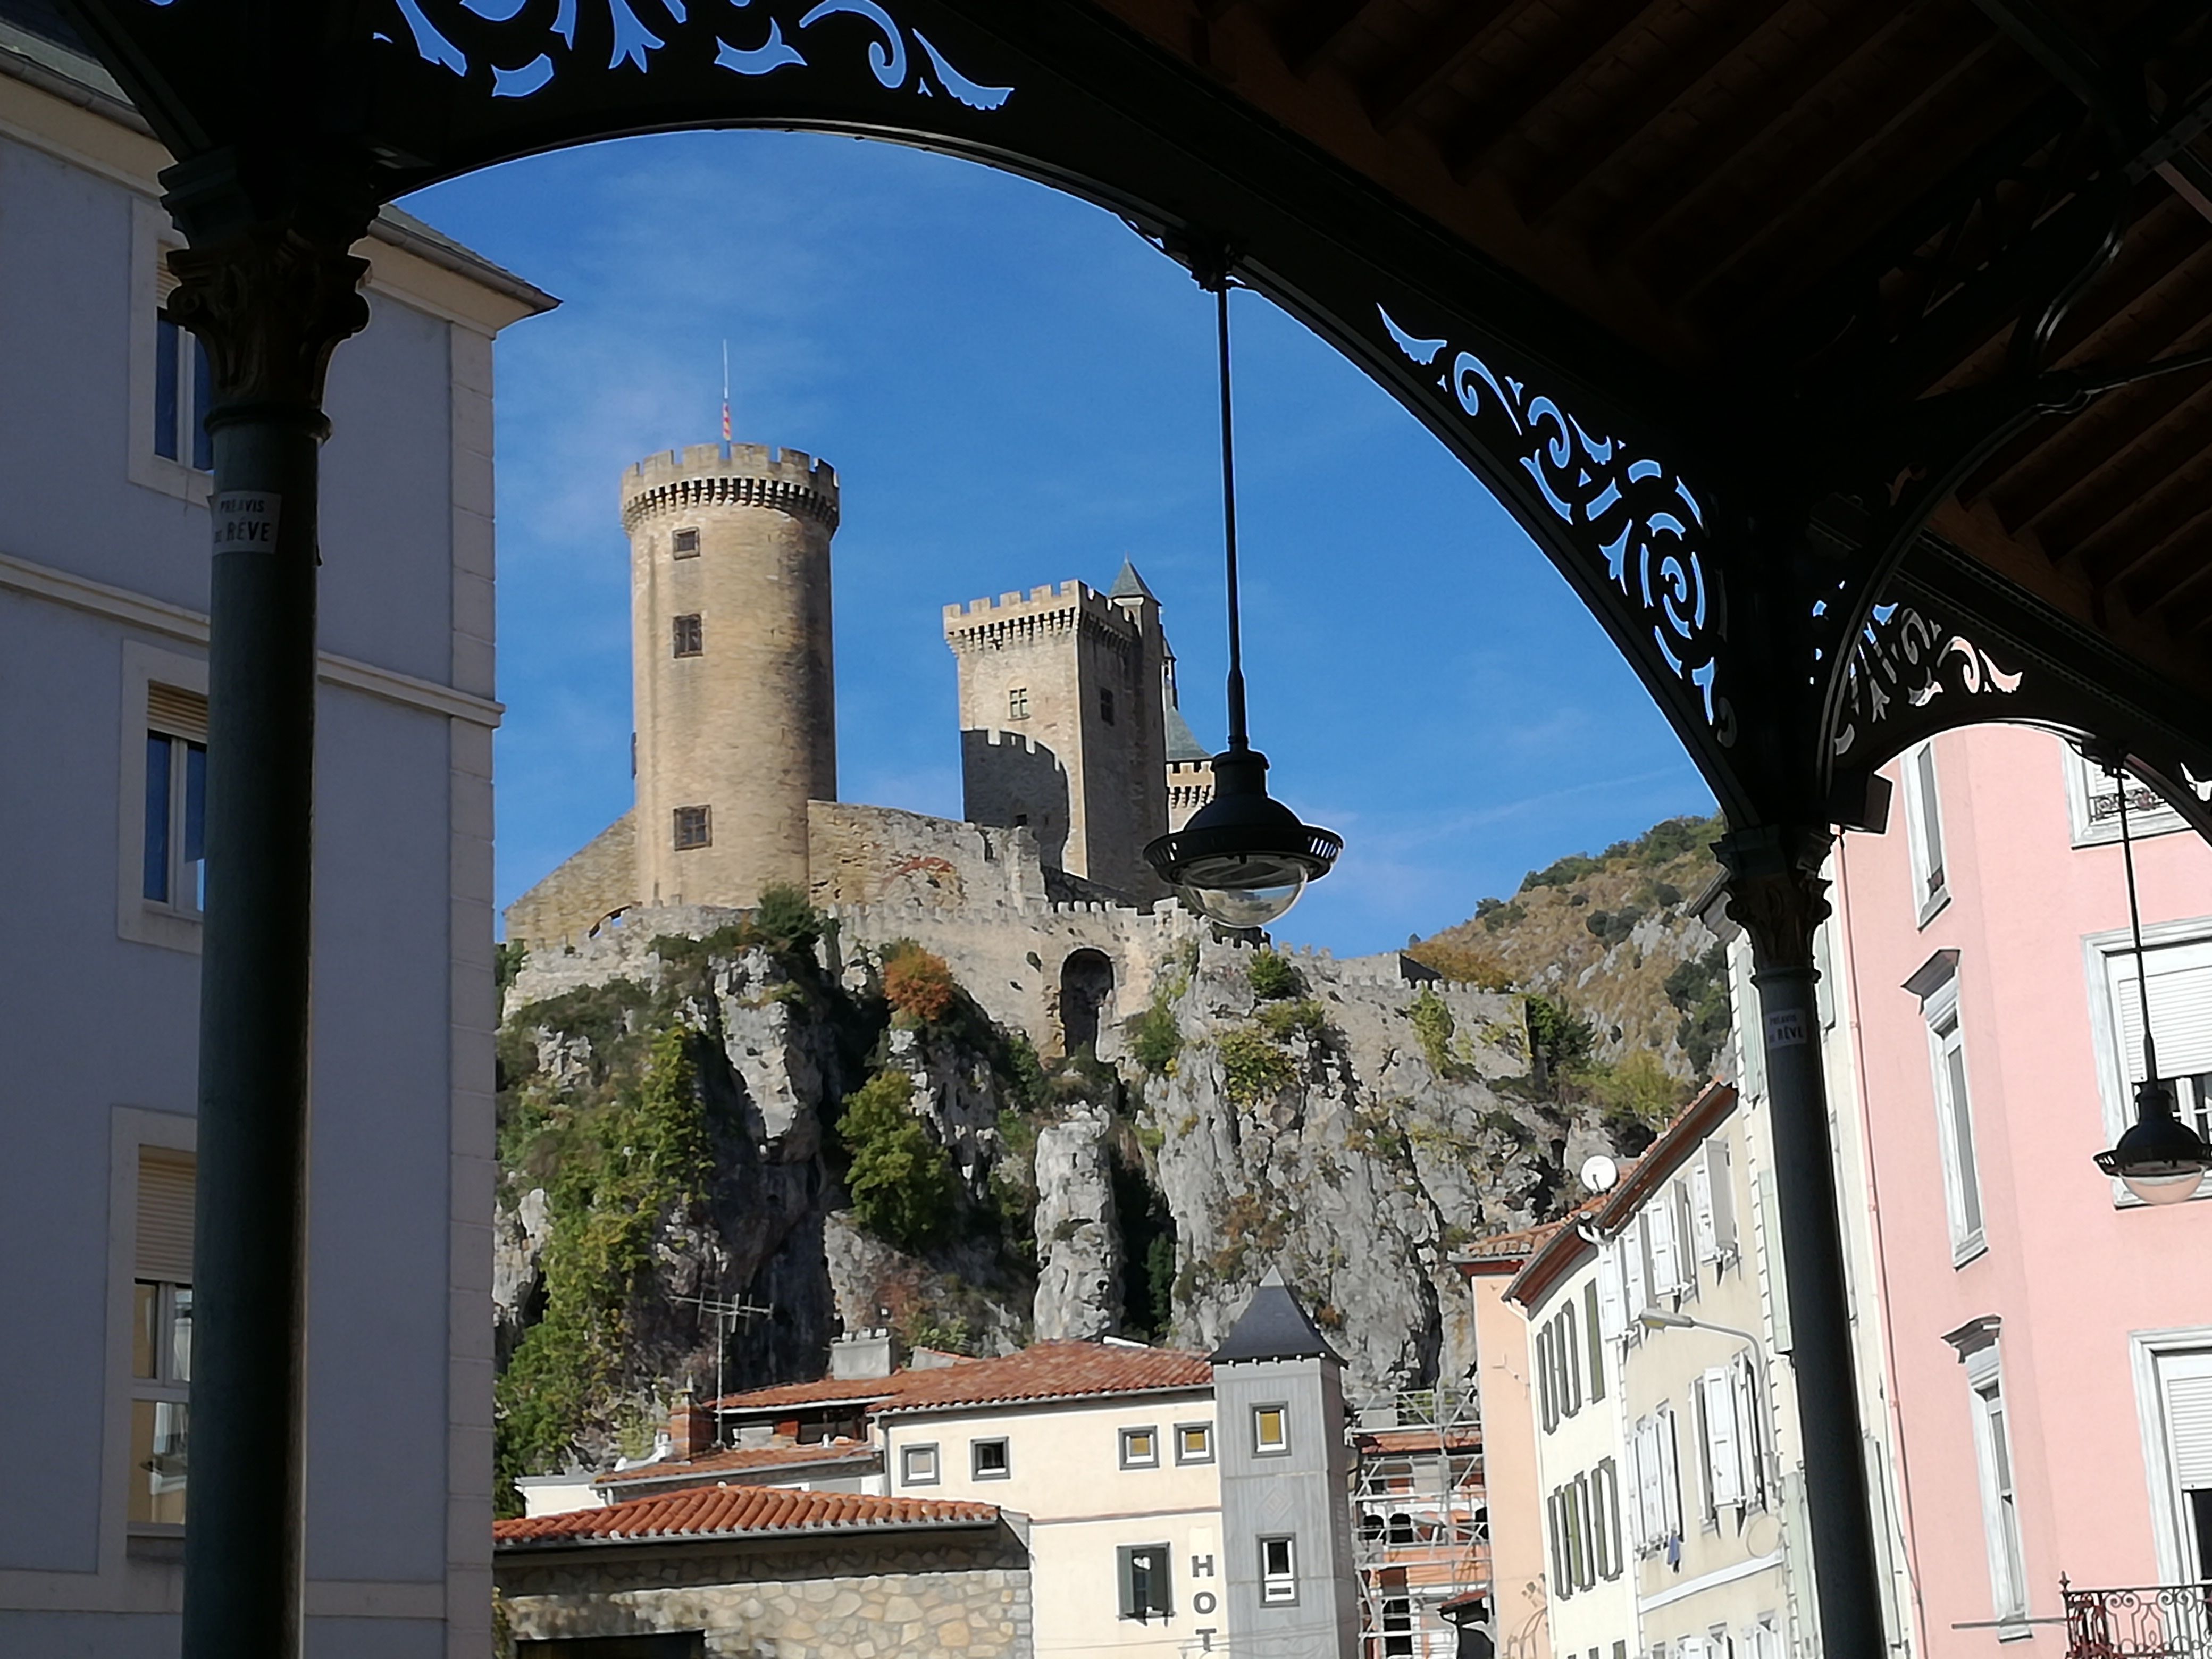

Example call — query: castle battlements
[622,441,840,531]
[941,580,1143,653]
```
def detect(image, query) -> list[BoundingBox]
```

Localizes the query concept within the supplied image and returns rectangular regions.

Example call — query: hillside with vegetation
[1410,812,1734,1101]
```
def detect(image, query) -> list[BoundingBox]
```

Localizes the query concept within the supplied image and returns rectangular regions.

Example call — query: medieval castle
[505,439,1249,1052]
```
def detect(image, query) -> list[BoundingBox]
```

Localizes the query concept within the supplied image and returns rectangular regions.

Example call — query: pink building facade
[1830,721,2212,1656]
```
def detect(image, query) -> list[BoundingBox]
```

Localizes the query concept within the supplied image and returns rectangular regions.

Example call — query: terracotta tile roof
[706,1372,930,1413]
[1353,1426,1482,1455]
[874,1342,1213,1415]
[597,1439,876,1488]
[494,1484,998,1547]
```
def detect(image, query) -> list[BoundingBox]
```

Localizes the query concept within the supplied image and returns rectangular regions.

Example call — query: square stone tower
[943,561,1170,896]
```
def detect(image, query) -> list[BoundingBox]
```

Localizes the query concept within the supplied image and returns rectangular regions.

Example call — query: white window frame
[108,1106,197,1555]
[1119,1425,1160,1470]
[1174,1421,1214,1464]
[119,642,211,954]
[2083,919,2212,1208]
[1963,1342,2030,1627]
[1259,1534,1298,1605]
[129,1149,194,1532]
[2129,1326,2212,1586]
[900,1441,940,1486]
[2063,741,2189,848]
[1253,1403,1290,1456]
[1901,740,1951,925]
[127,201,214,507]
[1924,977,1988,1263]
[970,1436,1011,1480]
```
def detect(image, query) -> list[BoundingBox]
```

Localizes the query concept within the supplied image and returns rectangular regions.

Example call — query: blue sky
[404,131,1714,956]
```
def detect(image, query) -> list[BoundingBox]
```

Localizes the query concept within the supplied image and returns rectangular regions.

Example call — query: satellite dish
[1579,1154,1620,1194]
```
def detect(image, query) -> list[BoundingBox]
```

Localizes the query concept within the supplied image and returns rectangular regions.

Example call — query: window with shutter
[1658,1406,1684,1541]
[131,1149,193,1527]
[1563,1307,1583,1416]
[1537,1323,1557,1432]
[1117,1543,1173,1621]
[1928,1003,1987,1255]
[2108,940,2212,1161]
[1649,1195,1681,1296]
[2157,1350,2212,1580]
[1733,1355,1766,1509]
[1692,1157,1716,1266]
[1597,1246,1625,1344]
[1637,1419,1664,1547]
[1597,1458,1623,1579]
[1704,1368,1745,1510]
[1586,1281,1607,1399]
[1904,742,1949,919]
[1706,1141,1737,1260]
[1623,1227,1649,1329]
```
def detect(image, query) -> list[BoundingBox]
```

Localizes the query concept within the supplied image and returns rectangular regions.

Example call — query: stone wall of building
[505,810,639,949]
[497,1525,1034,1657]
[806,801,1049,912]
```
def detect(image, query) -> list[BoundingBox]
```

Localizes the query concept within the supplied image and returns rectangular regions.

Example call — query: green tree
[840,1070,958,1250]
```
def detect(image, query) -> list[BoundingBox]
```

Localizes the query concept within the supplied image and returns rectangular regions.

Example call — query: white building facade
[0,7,551,1655]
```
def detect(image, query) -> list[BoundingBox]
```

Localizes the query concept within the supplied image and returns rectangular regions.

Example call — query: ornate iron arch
[76,0,1765,816]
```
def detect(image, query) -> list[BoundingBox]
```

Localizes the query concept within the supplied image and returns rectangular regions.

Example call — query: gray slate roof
[1108,559,1157,602]
[1210,1268,1343,1365]
[1164,704,1212,764]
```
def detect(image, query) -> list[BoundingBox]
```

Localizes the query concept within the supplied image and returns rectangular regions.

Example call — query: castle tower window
[673,614,703,658]
[672,527,700,558]
[1100,687,1116,725]
[1008,686,1030,721]
[673,806,711,850]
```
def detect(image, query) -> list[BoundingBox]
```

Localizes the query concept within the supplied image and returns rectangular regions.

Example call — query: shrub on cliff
[493,1023,710,1511]
[1246,949,1304,1000]
[882,942,958,1027]
[840,1070,958,1250]
[1217,1028,1298,1105]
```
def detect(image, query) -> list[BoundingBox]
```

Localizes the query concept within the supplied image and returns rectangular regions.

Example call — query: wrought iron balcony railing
[2065,1580,2212,1659]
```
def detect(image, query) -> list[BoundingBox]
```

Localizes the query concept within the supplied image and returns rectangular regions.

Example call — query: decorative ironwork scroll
[1831,599,2024,762]
[1379,306,1732,744]
[139,0,1016,110]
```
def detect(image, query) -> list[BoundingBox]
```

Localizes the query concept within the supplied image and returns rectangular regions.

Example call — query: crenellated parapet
[942,581,1142,658]
[622,442,840,532]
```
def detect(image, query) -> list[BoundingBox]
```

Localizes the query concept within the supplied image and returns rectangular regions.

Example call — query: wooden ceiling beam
[1605,2,1980,273]
[1520,0,1845,231]
[1439,0,1654,179]
[1362,0,1521,133]
[1994,347,2212,530]
[1663,33,2019,315]
[2066,440,2212,573]
[1275,0,1382,72]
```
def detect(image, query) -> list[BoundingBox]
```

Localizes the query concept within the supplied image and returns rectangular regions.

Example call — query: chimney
[829,1327,894,1380]
[668,1390,714,1462]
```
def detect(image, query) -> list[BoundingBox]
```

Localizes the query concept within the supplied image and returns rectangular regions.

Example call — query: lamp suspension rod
[1214,279,1249,752]
[2115,763,2159,1082]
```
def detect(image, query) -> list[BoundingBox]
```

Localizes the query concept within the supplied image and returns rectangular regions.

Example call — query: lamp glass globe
[2122,1167,2207,1206]
[1177,873,1307,928]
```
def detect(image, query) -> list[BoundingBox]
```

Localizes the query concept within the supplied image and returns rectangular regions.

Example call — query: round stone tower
[623,441,839,910]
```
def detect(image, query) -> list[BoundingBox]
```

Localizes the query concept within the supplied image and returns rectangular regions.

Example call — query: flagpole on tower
[721,339,731,443]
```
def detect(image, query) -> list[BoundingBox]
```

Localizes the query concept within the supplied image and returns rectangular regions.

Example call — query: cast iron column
[165,196,371,1659]
[1717,823,1887,1659]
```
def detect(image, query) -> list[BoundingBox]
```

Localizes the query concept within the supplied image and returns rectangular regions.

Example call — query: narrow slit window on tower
[1008,687,1030,721]
[673,805,711,850]
[673,614,703,658]
[1100,687,1116,724]
[672,527,700,558]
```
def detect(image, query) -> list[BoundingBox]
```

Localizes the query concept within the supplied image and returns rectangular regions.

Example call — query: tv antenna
[678,1291,772,1440]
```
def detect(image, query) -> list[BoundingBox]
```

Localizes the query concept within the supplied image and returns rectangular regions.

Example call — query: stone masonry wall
[497,1527,1034,1658]
[806,801,1049,913]
[505,809,638,949]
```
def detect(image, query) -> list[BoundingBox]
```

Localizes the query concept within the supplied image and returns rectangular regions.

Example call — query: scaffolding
[1352,1385,1490,1659]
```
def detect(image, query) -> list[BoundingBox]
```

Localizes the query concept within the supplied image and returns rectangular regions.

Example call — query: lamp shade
[1144,746,1339,927]
[2096,1079,2212,1205]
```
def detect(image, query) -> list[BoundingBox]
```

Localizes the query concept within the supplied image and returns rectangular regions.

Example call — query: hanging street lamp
[2090,752,2212,1205]
[1144,261,1340,928]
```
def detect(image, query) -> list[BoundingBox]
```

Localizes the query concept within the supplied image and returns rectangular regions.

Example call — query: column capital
[164,213,372,421]
[1715,822,1834,970]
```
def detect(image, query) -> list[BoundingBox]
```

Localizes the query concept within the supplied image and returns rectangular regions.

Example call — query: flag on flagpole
[721,339,732,442]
